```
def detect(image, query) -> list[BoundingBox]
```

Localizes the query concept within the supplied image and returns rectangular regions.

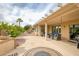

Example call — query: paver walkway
[13,36,79,56]
[5,36,79,56]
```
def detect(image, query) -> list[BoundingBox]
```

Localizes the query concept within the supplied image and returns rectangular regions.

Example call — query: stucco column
[48,25,52,38]
[38,25,41,36]
[35,27,37,36]
[34,28,36,36]
[35,27,38,36]
[45,23,48,39]
[61,24,70,40]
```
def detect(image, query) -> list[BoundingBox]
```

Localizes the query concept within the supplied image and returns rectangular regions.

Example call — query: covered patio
[34,3,79,42]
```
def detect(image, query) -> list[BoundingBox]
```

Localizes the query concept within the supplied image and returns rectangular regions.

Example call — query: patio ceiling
[36,3,79,26]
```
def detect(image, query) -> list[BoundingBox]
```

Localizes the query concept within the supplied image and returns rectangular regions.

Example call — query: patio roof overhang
[34,3,79,26]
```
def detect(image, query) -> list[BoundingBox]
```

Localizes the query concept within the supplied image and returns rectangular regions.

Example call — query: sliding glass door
[52,25,61,39]
[70,24,79,41]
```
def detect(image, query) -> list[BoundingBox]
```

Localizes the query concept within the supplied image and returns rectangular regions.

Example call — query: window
[70,24,79,40]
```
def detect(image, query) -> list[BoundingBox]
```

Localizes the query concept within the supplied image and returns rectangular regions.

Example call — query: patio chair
[75,34,79,48]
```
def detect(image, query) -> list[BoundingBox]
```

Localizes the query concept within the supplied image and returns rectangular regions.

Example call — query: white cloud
[0,3,58,26]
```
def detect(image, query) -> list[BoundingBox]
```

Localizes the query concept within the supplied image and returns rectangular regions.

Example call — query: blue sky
[0,3,59,26]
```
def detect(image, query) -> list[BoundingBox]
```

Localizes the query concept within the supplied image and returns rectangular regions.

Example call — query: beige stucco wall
[61,19,79,41]
[0,40,15,55]
[35,19,79,41]
[48,25,52,33]
[61,24,70,40]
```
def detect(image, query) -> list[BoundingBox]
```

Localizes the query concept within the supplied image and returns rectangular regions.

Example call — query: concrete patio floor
[6,36,79,56]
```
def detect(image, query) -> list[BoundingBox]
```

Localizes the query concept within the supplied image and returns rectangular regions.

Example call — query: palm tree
[16,18,23,27]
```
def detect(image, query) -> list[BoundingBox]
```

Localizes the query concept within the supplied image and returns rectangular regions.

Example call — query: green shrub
[0,22,26,37]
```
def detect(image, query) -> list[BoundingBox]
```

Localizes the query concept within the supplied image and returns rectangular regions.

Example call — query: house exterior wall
[61,19,79,41]
[36,19,79,40]
[48,25,52,34]
[61,24,70,40]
